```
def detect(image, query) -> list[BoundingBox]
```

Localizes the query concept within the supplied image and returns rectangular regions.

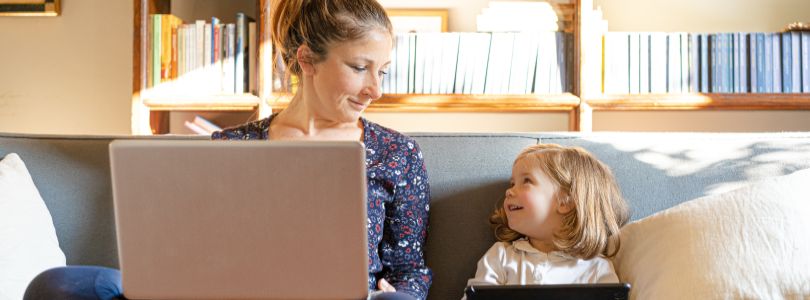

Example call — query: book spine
[802,32,810,93]
[739,33,748,93]
[236,13,246,93]
[782,32,792,93]
[699,34,708,92]
[749,33,758,93]
[772,33,782,92]
[791,32,801,93]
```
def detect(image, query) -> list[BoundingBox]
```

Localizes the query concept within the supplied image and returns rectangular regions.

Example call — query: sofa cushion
[612,168,810,299]
[0,153,66,300]
[411,133,540,300]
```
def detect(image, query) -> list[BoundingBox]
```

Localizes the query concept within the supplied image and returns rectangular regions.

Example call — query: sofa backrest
[413,132,810,300]
[3,131,810,300]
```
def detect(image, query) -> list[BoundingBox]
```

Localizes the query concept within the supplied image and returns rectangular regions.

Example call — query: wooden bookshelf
[132,0,809,134]
[132,0,584,135]
[132,0,270,135]
[585,94,810,110]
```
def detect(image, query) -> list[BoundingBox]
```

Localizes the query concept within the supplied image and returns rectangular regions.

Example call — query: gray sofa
[2,131,810,300]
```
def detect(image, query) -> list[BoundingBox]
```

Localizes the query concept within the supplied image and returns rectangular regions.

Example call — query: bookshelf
[132,0,583,134]
[579,1,810,131]
[132,0,270,135]
[132,0,810,135]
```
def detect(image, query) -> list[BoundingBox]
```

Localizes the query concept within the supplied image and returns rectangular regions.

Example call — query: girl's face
[306,28,392,123]
[503,156,568,251]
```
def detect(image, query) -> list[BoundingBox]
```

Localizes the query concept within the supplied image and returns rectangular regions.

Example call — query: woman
[25,1,431,299]
[213,0,433,299]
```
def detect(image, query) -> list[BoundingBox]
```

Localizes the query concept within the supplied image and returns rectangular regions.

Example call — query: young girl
[465,144,630,293]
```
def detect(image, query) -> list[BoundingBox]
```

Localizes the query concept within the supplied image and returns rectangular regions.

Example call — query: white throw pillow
[0,153,66,300]
[613,168,810,300]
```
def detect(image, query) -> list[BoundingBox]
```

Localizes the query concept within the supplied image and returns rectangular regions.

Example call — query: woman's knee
[369,291,418,300]
[24,266,122,300]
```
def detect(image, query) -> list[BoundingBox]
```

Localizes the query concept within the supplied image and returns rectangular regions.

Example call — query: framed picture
[386,9,448,33]
[0,0,60,17]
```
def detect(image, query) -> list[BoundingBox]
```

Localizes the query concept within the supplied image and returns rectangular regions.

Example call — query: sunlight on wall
[594,134,810,195]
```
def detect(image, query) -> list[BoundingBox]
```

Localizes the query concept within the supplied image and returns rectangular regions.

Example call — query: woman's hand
[377,278,396,292]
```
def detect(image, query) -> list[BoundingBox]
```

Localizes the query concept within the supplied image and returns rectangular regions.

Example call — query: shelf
[267,93,581,112]
[584,93,810,111]
[143,94,260,111]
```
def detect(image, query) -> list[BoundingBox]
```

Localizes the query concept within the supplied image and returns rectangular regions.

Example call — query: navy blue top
[211,114,432,299]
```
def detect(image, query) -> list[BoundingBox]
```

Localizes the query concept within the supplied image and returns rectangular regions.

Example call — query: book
[790,32,801,93]
[649,33,667,93]
[192,115,222,133]
[236,13,255,94]
[749,33,758,93]
[667,33,682,93]
[802,32,810,93]
[640,33,651,93]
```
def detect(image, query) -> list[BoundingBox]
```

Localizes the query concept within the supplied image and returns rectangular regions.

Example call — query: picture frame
[386,9,448,33]
[0,0,60,17]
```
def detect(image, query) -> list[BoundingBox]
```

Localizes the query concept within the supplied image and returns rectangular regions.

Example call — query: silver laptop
[110,140,368,300]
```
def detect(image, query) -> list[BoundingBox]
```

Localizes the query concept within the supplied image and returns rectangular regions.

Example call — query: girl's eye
[523,178,532,184]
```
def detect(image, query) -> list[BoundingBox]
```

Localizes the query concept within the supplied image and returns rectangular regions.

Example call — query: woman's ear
[297,44,316,75]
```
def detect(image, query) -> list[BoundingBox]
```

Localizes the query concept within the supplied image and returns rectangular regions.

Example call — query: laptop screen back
[110,140,368,300]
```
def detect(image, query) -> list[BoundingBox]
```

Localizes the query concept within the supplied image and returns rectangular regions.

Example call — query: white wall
[0,0,131,135]
[594,0,810,32]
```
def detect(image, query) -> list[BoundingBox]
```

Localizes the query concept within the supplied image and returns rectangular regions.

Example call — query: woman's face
[307,29,392,123]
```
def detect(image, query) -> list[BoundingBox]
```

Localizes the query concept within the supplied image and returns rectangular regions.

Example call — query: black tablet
[464,283,631,300]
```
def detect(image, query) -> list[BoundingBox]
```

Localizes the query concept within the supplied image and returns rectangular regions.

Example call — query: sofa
[2,131,810,300]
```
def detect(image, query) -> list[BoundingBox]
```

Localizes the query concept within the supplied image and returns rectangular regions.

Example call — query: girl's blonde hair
[271,0,393,76]
[490,144,630,259]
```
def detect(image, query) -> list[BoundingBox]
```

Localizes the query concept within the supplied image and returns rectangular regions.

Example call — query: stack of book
[146,13,256,96]
[381,31,573,95]
[602,31,810,94]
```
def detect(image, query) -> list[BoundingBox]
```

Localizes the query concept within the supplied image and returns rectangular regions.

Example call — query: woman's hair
[490,144,630,259]
[271,0,393,76]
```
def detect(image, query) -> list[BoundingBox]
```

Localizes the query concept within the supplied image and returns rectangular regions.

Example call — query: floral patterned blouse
[211,114,433,299]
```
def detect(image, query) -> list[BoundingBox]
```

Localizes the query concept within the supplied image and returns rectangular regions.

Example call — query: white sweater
[462,239,619,299]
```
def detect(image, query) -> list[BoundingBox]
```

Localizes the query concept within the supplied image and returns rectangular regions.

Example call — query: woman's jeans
[25,266,418,300]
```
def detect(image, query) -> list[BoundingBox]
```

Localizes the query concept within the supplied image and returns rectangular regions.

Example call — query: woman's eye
[351,66,367,72]
[379,70,388,77]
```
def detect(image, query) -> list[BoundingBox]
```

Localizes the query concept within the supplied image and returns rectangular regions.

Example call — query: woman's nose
[363,74,383,100]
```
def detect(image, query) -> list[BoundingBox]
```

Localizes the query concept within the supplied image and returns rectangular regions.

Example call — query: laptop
[465,283,631,300]
[109,140,369,300]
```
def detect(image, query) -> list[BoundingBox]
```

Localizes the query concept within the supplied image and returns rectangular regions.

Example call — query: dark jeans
[25,266,418,300]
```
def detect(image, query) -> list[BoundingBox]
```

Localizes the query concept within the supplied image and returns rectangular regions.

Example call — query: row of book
[603,31,810,94]
[146,13,256,96]
[379,31,573,95]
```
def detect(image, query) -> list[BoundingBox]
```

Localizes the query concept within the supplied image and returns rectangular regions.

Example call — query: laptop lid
[110,140,368,300]
[465,283,631,300]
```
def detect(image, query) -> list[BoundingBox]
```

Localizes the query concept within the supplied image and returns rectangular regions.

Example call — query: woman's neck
[271,92,363,141]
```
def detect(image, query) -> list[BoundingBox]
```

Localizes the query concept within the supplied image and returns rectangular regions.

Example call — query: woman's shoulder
[363,118,420,150]
[211,116,272,140]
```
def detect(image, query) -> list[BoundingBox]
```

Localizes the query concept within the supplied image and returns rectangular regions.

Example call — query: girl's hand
[377,278,396,292]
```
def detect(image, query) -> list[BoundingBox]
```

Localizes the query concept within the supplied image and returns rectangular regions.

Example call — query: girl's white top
[462,239,619,299]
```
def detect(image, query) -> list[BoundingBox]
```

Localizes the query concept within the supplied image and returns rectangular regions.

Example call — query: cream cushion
[0,153,66,300]
[613,168,810,299]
